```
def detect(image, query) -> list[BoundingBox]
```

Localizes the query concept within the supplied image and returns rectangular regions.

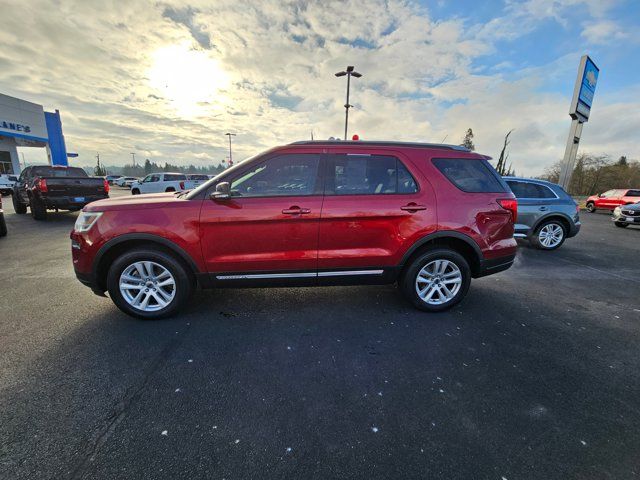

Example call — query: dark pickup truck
[12,165,109,220]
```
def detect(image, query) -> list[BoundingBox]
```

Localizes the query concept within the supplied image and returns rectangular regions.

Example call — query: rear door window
[325,154,418,195]
[164,174,187,181]
[432,158,507,193]
[506,180,556,199]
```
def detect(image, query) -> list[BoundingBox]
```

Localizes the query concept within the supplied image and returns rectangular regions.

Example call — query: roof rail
[289,140,470,152]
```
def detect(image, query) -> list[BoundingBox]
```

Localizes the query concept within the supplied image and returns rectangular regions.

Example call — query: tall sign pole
[559,55,599,190]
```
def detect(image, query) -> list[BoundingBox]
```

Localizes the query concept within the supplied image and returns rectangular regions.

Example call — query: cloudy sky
[1,0,639,175]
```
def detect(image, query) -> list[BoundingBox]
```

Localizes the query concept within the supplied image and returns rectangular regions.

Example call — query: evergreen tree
[460,128,475,151]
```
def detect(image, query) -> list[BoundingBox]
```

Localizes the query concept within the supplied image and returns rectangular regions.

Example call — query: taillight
[36,178,48,193]
[498,198,517,223]
[179,181,185,190]
[103,178,110,194]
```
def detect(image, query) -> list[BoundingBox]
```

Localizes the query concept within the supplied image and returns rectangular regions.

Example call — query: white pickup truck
[0,174,18,195]
[130,173,197,195]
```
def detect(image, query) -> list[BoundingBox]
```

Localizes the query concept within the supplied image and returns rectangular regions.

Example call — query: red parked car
[70,141,517,319]
[586,189,640,212]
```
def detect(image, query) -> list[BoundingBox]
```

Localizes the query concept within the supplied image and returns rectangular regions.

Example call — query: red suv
[586,189,640,212]
[71,141,517,319]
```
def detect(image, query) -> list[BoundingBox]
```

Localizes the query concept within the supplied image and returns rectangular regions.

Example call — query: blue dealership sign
[570,55,599,122]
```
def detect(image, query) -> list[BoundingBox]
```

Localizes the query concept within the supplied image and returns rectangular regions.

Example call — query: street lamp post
[335,65,362,140]
[225,132,236,166]
[130,152,136,167]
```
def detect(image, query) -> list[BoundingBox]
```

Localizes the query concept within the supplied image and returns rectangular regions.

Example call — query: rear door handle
[401,203,427,212]
[282,207,311,215]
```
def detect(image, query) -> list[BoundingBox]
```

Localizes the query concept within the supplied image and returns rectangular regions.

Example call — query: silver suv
[504,177,580,250]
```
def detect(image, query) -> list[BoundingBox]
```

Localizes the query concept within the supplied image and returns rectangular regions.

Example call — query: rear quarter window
[432,158,507,193]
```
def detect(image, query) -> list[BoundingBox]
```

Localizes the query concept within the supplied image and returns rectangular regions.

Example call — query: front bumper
[613,211,640,224]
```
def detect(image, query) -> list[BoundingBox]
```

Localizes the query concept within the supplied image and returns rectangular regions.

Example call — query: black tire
[531,219,566,250]
[30,196,47,220]
[0,213,7,237]
[12,192,27,214]
[165,187,175,192]
[614,221,628,228]
[107,248,193,319]
[586,202,595,213]
[131,188,140,195]
[400,248,471,312]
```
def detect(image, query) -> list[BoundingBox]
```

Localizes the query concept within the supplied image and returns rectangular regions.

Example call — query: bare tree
[495,129,514,176]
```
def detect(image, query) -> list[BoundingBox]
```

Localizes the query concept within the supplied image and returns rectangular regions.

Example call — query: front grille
[621,209,639,216]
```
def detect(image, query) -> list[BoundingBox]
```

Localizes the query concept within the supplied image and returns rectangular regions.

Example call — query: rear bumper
[475,254,516,278]
[42,195,108,210]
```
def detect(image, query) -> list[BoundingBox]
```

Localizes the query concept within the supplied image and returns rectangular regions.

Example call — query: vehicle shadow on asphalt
[2,280,639,479]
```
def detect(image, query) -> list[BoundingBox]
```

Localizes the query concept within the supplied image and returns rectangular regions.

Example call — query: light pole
[335,65,362,140]
[130,152,136,166]
[225,132,236,166]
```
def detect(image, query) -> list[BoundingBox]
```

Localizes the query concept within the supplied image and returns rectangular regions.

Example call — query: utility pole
[225,133,236,166]
[130,152,136,166]
[335,66,362,140]
[559,55,599,190]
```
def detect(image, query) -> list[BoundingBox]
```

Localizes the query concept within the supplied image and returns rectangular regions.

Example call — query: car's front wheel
[531,220,566,250]
[131,188,140,195]
[400,248,471,312]
[107,248,193,319]
[586,202,595,213]
[614,221,628,228]
[12,192,27,214]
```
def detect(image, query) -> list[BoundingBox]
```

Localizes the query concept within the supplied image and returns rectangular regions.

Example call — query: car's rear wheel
[12,192,27,214]
[131,188,140,195]
[531,220,566,250]
[614,221,628,228]
[30,196,47,220]
[400,248,471,312]
[107,248,193,319]
[586,202,595,213]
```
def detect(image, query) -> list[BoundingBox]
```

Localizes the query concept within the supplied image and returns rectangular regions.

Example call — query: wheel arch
[93,234,200,292]
[531,213,572,235]
[399,231,483,278]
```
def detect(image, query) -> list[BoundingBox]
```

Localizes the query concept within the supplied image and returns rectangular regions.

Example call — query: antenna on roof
[311,130,314,141]
[441,135,448,143]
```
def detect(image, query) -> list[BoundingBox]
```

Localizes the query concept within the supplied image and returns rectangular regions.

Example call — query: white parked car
[0,174,18,195]
[130,173,195,195]
[115,176,139,188]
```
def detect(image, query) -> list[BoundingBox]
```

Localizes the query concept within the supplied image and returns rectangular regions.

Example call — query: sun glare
[148,43,230,117]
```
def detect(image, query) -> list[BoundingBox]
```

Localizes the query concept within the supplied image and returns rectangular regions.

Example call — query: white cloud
[0,0,636,175]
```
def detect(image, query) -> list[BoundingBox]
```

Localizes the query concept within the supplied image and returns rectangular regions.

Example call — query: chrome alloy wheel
[538,223,564,248]
[119,261,176,312]
[415,259,462,305]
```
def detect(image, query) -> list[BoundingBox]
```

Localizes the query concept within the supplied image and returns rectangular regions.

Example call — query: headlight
[74,212,103,232]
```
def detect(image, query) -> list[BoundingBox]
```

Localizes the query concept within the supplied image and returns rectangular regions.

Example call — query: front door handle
[539,206,548,211]
[282,207,311,215]
[401,203,427,213]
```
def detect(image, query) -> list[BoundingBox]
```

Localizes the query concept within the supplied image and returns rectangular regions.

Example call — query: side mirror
[210,181,230,200]
[598,193,604,198]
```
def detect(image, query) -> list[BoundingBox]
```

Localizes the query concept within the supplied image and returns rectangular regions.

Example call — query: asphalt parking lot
[1,189,639,480]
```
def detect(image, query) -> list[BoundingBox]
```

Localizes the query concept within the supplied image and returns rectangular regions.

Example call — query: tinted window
[432,158,506,193]
[506,180,556,199]
[626,190,640,197]
[326,155,418,195]
[230,154,320,197]
[164,174,187,181]
[31,166,88,178]
[188,174,209,180]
